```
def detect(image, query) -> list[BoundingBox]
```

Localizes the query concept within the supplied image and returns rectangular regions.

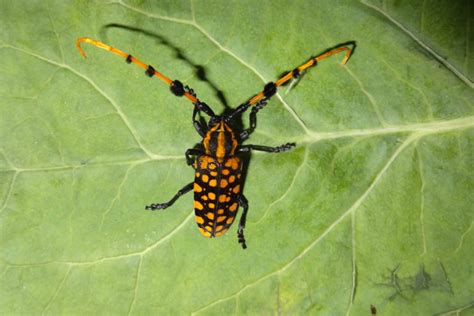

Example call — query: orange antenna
[246,45,353,106]
[76,37,199,104]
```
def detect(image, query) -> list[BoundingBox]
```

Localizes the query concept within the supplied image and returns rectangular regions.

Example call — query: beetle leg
[185,148,203,166]
[145,182,193,210]
[239,100,267,141]
[237,195,249,249]
[226,81,276,122]
[192,106,207,137]
[238,143,295,153]
[180,85,213,137]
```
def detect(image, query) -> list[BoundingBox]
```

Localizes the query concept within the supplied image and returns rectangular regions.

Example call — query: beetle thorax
[203,119,238,161]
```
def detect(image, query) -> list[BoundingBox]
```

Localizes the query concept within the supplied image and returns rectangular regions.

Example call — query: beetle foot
[276,142,296,152]
[145,203,168,211]
[238,228,247,249]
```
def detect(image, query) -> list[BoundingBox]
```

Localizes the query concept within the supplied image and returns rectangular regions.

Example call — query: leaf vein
[343,66,388,127]
[127,256,143,316]
[252,146,309,224]
[0,171,18,212]
[5,211,194,267]
[41,266,72,315]
[416,144,428,257]
[346,212,357,316]
[380,58,434,119]
[99,163,137,229]
[453,220,474,254]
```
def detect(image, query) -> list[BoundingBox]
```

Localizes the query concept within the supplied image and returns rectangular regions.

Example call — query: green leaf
[1,0,473,315]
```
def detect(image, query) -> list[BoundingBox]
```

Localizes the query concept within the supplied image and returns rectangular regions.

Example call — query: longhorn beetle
[76,37,352,249]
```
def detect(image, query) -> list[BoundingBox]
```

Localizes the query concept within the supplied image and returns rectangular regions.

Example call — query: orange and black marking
[76,37,353,249]
[193,155,242,239]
